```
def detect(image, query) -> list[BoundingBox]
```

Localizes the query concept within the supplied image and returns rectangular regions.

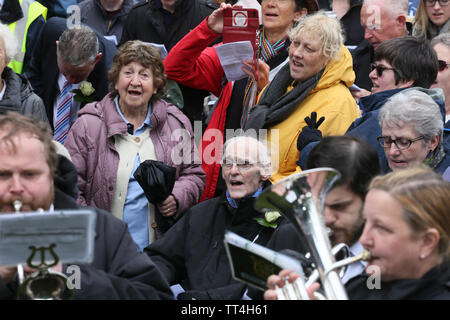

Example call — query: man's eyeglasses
[377,135,425,150]
[371,63,396,77]
[438,60,449,72]
[221,160,257,172]
[424,0,449,7]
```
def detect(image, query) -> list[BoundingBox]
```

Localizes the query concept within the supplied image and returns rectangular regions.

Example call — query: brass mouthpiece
[360,249,371,261]
[12,200,22,213]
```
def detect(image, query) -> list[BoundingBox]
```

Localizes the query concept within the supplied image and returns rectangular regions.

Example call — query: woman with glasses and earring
[413,0,449,40]
[377,89,450,174]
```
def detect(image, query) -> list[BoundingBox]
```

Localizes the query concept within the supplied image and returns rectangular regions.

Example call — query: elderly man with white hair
[0,23,48,123]
[145,135,280,300]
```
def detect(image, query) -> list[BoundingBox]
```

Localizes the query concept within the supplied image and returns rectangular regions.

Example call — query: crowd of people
[0,0,449,301]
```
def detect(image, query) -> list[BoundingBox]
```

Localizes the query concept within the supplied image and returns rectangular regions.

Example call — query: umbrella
[134,160,177,232]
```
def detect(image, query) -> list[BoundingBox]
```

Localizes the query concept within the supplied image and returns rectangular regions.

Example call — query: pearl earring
[420,253,426,259]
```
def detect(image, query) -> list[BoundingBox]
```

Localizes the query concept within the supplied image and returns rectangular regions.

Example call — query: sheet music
[0,209,96,266]
[215,41,254,82]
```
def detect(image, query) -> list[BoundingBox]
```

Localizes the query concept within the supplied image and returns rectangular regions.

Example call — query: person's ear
[294,8,308,22]
[398,79,414,89]
[419,228,440,260]
[395,14,407,33]
[428,134,440,153]
[260,163,273,181]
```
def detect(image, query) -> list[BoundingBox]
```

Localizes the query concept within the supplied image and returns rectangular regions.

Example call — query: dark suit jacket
[25,16,116,129]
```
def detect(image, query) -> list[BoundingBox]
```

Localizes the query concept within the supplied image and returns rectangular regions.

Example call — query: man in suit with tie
[26,16,116,143]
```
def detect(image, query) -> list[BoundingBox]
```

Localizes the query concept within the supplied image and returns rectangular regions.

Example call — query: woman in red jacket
[164,0,319,200]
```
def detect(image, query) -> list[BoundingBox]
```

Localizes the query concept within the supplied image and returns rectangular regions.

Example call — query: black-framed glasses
[424,0,449,7]
[438,60,449,72]
[370,63,396,77]
[377,135,425,150]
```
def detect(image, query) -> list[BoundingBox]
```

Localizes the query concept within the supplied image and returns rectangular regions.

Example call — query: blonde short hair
[288,11,344,61]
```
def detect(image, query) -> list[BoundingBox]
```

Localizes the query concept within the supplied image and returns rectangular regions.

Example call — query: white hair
[0,23,18,63]
[223,135,272,166]
[363,0,408,18]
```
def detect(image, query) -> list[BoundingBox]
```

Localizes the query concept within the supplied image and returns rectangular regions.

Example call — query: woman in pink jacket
[65,41,205,251]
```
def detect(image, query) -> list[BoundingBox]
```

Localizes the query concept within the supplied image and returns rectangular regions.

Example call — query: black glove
[177,290,211,300]
[297,112,325,151]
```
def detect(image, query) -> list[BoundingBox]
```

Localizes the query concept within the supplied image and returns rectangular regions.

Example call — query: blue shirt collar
[114,96,152,134]
[226,187,263,209]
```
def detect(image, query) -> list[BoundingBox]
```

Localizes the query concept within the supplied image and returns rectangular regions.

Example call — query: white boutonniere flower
[72,81,95,103]
[254,211,282,229]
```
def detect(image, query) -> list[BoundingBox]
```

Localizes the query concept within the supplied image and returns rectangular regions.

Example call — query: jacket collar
[358,88,405,114]
[78,93,171,138]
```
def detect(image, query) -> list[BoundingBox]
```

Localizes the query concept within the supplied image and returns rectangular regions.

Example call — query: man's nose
[230,163,240,175]
[364,28,373,40]
[9,175,24,194]
[324,207,337,225]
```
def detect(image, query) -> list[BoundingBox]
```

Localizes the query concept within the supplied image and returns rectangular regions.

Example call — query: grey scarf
[244,63,323,130]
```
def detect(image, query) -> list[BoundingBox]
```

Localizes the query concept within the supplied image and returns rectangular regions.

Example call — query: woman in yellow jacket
[245,12,359,182]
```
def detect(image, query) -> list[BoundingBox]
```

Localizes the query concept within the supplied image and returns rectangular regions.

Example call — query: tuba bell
[254,168,370,300]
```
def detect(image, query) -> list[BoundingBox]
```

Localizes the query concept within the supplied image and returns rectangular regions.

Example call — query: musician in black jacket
[0,113,173,300]
[246,135,380,300]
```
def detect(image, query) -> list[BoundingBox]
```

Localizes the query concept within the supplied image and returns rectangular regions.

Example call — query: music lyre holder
[17,243,74,300]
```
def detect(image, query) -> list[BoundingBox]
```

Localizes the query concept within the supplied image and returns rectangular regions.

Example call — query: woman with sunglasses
[413,0,449,40]
[377,89,450,174]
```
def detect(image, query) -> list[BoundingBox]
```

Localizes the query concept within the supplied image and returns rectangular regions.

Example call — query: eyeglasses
[438,60,449,72]
[424,0,449,7]
[221,160,258,172]
[371,63,396,77]
[377,135,425,150]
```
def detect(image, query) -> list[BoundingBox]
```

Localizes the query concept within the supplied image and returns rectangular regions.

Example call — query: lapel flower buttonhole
[254,211,281,229]
[72,81,95,103]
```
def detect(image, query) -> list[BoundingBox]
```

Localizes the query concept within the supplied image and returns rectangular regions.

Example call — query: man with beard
[0,112,173,300]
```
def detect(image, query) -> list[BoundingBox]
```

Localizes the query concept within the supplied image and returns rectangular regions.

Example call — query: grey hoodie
[0,67,48,124]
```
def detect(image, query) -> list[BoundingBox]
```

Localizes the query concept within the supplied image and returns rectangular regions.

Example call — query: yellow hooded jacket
[266,45,360,182]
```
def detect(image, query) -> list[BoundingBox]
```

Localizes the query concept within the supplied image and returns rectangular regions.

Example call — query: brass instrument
[254,168,371,300]
[13,200,74,300]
